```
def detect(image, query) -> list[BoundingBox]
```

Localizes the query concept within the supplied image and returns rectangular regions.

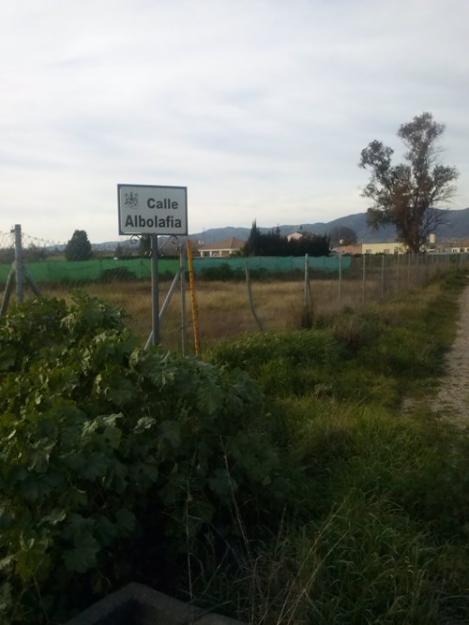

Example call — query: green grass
[195,271,469,624]
[3,271,468,624]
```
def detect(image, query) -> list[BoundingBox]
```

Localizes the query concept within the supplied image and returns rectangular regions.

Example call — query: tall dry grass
[41,269,425,352]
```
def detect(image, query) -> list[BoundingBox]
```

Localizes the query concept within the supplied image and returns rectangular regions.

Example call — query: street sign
[118,184,188,235]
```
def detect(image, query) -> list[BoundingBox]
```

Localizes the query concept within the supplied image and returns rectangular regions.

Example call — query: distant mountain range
[190,207,469,244]
[95,207,469,250]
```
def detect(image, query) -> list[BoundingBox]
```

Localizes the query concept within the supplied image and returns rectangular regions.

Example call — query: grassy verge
[2,272,467,624]
[197,271,469,624]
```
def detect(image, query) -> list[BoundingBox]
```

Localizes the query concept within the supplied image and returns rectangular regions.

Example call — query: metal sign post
[117,184,187,348]
[179,244,187,355]
[150,234,160,346]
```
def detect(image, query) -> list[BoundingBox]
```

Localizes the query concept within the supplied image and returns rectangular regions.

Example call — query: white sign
[118,184,188,235]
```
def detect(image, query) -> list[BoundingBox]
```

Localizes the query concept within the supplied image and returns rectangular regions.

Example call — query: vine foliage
[0,296,282,624]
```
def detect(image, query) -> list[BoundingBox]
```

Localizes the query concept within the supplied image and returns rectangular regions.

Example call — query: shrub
[0,296,286,624]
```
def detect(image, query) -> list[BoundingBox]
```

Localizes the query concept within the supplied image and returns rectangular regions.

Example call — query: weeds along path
[434,279,469,424]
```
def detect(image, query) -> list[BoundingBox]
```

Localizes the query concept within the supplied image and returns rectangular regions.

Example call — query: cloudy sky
[1,0,468,243]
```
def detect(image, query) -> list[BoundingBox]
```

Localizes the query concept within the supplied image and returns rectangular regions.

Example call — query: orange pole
[186,240,201,356]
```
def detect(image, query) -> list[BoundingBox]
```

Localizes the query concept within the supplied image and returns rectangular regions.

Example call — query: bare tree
[359,112,458,252]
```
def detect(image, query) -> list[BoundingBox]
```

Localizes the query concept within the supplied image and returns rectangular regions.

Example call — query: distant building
[362,242,407,255]
[334,242,407,255]
[436,239,469,254]
[333,243,362,255]
[198,237,245,258]
[286,231,306,242]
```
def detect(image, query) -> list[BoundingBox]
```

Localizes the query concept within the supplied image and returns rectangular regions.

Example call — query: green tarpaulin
[0,255,350,285]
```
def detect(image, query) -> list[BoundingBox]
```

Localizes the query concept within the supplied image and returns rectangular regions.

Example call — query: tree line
[243,221,331,256]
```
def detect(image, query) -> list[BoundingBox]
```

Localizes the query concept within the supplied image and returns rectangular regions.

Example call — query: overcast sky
[1,0,468,243]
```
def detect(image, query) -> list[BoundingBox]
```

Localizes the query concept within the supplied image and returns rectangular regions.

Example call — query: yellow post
[186,240,201,356]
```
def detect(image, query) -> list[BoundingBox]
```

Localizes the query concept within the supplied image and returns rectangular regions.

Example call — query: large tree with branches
[359,112,458,252]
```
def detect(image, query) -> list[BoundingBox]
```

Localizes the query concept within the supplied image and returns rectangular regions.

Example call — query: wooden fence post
[245,262,264,332]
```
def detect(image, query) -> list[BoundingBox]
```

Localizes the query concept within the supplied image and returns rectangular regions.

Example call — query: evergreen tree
[243,220,261,256]
[65,230,92,261]
[243,222,330,257]
[289,234,330,256]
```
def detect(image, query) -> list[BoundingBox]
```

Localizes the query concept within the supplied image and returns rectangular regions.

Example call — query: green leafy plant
[0,295,285,624]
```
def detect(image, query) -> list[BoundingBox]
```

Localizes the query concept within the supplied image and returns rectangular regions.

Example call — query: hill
[94,208,469,249]
[190,208,469,244]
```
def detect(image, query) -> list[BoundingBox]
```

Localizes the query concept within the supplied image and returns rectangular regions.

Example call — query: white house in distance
[332,242,408,255]
[334,234,469,255]
[286,231,306,242]
[437,239,469,253]
[198,237,245,258]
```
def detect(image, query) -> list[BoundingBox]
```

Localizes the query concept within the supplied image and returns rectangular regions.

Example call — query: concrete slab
[64,582,244,625]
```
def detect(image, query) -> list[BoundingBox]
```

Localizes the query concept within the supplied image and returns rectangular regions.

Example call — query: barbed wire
[22,232,66,249]
[0,231,13,249]
[0,228,185,254]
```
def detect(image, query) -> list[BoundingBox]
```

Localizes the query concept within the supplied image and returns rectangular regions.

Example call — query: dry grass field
[43,275,386,352]
[28,252,454,353]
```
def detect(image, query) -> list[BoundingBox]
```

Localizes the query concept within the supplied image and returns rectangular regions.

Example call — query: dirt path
[433,282,469,425]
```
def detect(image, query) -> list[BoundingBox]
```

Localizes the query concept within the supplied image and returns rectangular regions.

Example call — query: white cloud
[0,0,468,241]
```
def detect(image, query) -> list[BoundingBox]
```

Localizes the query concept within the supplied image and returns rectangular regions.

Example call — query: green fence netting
[0,255,350,285]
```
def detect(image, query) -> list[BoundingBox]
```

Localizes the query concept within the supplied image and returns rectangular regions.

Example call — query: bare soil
[433,282,469,425]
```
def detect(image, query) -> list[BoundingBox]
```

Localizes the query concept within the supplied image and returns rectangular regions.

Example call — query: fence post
[150,235,160,346]
[380,254,385,299]
[396,253,400,293]
[14,224,24,304]
[245,261,264,332]
[362,254,366,304]
[179,244,187,356]
[144,270,181,350]
[187,240,201,355]
[337,253,342,303]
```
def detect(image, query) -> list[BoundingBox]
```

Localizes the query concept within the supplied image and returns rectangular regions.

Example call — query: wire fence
[0,254,348,285]
[1,223,468,353]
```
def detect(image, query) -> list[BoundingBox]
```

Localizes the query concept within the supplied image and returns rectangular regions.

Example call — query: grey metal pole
[303,253,313,323]
[14,224,24,304]
[179,244,187,356]
[362,254,366,304]
[407,253,411,290]
[396,253,400,293]
[150,234,160,346]
[145,269,181,350]
[304,253,309,311]
[380,254,385,299]
[338,253,342,302]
